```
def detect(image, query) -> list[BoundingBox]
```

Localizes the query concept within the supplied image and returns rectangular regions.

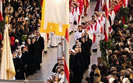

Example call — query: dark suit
[81,38,92,69]
[31,41,41,70]
[74,53,84,83]
[37,36,44,64]
[22,51,30,76]
[14,56,25,80]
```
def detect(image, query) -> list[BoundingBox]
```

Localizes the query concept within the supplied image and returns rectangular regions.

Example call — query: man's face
[78,27,82,31]
[57,60,61,64]
[18,50,22,55]
[61,71,64,75]
[36,32,40,37]
[81,37,85,43]
[32,38,36,44]
[75,47,79,54]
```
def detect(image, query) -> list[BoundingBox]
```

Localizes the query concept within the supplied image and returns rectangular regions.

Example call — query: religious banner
[40,0,69,36]
[0,24,16,80]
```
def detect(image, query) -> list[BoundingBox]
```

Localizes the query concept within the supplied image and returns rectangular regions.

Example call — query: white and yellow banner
[0,24,16,80]
[40,0,69,36]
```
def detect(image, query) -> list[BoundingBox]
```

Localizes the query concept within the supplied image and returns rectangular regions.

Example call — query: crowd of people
[2,0,44,80]
[89,0,133,83]
[47,57,65,83]
[0,0,133,82]
[69,0,133,83]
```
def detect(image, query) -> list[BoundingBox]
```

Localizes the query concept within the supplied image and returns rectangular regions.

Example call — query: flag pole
[64,28,69,83]
[105,0,109,41]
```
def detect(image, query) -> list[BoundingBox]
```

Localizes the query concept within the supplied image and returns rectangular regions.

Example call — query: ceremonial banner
[40,0,69,36]
[0,24,16,80]
[40,0,70,83]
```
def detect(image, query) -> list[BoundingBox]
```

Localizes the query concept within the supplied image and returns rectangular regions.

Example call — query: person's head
[91,64,97,71]
[56,67,61,73]
[18,49,22,55]
[110,66,117,73]
[21,47,25,53]
[84,29,88,34]
[75,46,80,54]
[60,64,64,69]
[78,25,82,31]
[91,19,96,24]
[57,59,61,64]
[75,39,79,45]
[60,69,64,75]
[81,37,85,43]
[12,51,17,58]
[31,37,36,44]
[27,38,31,45]
[73,3,78,8]
[54,76,59,81]
[36,31,40,37]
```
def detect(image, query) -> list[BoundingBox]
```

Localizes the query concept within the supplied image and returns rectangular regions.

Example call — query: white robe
[100,16,106,40]
[69,12,74,32]
[91,22,101,49]
[49,32,58,47]
[59,74,64,83]
[73,7,80,31]
[41,33,47,51]
[87,25,93,40]
[75,30,84,40]
[109,10,115,26]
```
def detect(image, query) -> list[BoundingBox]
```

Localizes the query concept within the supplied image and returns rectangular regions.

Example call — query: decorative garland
[115,7,129,24]
[100,40,113,67]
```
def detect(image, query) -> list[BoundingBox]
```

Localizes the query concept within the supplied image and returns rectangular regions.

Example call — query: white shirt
[75,30,84,40]
[123,78,130,83]
[59,73,64,83]
[18,54,22,59]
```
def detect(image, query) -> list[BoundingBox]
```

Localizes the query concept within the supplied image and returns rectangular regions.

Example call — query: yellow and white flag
[0,24,16,80]
[40,0,69,36]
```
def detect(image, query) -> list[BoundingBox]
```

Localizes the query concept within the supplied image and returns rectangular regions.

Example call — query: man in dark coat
[81,35,92,69]
[15,50,25,80]
[69,50,76,83]
[36,31,44,68]
[26,38,34,75]
[21,46,31,77]
[31,37,41,71]
[73,47,84,83]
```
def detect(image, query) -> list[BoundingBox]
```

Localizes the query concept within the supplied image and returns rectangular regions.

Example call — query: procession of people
[0,0,133,83]
[68,0,133,83]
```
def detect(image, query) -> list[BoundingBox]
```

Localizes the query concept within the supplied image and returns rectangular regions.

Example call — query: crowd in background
[2,0,44,80]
